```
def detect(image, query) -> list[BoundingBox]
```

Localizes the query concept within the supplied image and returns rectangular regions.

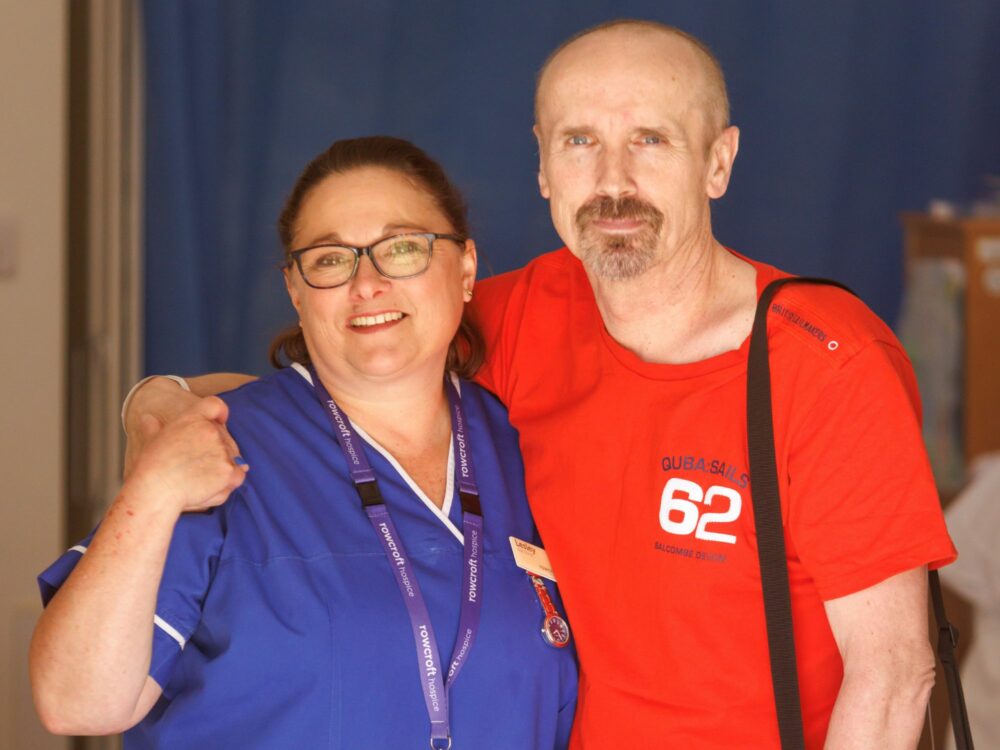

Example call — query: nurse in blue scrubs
[30,136,577,748]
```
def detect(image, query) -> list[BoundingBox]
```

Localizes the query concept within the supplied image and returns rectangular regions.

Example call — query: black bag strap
[747,277,841,750]
[747,276,973,750]
[930,569,975,749]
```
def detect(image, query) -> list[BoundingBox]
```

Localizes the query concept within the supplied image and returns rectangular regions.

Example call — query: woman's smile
[347,310,407,332]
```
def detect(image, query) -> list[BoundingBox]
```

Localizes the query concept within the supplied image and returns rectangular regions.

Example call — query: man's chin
[580,242,655,281]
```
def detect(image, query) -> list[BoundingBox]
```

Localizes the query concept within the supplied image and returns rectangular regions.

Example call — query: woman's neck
[311,361,454,508]
[313,361,450,445]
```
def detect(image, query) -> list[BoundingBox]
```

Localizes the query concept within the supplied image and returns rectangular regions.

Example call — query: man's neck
[586,238,758,365]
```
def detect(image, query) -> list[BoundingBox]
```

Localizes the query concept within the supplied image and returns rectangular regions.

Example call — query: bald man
[128,19,954,749]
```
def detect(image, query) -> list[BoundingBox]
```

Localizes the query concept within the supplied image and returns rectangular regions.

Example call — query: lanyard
[309,368,482,750]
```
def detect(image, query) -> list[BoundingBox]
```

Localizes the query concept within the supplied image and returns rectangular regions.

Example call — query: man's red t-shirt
[470,248,956,748]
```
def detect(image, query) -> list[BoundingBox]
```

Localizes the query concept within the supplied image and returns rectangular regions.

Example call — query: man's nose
[348,254,390,299]
[595,145,636,200]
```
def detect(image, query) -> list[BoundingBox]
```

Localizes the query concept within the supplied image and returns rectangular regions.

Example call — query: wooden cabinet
[903,214,998,750]
[902,214,1000,462]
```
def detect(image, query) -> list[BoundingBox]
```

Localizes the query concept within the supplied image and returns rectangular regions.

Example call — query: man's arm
[124,374,255,475]
[822,566,935,749]
[186,373,258,397]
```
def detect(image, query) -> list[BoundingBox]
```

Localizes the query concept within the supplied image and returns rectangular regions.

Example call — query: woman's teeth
[349,312,405,327]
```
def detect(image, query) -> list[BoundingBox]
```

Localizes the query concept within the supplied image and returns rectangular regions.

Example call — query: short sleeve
[786,341,957,601]
[147,507,227,687]
[468,268,523,403]
[36,504,228,689]
[37,530,98,606]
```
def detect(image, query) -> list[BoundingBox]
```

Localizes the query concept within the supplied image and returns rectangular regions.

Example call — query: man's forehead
[544,87,690,134]
[538,28,707,118]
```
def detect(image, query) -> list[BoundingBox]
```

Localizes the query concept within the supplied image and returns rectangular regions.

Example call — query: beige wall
[0,0,69,748]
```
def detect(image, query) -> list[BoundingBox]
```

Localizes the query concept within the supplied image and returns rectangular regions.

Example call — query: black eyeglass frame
[287,232,467,289]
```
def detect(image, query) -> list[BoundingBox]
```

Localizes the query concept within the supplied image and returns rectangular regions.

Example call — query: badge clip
[509,536,557,582]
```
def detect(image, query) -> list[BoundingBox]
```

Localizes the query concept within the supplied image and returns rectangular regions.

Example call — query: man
[128,20,954,748]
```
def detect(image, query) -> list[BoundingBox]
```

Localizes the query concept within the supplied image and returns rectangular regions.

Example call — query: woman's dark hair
[269,136,484,378]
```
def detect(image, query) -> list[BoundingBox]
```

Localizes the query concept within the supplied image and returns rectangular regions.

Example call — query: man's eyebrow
[555,125,590,137]
[552,125,678,139]
[638,124,691,144]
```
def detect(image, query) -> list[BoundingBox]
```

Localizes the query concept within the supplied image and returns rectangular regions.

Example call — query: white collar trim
[292,363,464,544]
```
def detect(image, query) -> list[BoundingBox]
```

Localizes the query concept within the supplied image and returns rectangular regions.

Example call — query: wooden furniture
[902,213,1000,462]
[903,214,997,749]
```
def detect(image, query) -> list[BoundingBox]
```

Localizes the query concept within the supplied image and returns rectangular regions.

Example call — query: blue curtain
[142,0,1000,375]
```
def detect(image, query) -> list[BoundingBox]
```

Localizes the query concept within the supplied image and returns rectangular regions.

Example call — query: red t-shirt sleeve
[468,268,524,405]
[786,339,957,601]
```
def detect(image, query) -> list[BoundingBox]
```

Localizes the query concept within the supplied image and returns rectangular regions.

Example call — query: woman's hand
[124,377,201,477]
[125,396,249,516]
[123,374,255,477]
[31,395,248,735]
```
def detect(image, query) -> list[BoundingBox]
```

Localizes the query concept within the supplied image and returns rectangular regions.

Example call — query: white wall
[0,0,69,747]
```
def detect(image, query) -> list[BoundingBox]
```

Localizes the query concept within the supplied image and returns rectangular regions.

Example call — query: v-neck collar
[291,362,464,544]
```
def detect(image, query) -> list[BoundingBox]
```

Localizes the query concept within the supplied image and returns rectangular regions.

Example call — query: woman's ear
[461,239,478,296]
[283,265,303,315]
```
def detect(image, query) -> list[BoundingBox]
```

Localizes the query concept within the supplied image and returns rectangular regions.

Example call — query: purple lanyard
[309,369,482,750]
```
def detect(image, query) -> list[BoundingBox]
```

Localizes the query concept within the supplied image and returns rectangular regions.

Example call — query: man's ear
[705,125,740,200]
[533,124,551,199]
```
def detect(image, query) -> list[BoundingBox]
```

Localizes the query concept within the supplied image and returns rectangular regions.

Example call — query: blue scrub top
[39,367,577,748]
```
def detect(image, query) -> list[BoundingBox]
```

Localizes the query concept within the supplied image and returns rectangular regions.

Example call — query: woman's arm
[123,374,256,476]
[30,397,248,735]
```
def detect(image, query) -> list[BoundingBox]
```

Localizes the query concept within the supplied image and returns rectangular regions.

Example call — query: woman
[30,136,577,748]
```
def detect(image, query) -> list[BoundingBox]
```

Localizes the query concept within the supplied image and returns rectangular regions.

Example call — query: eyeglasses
[287,232,466,289]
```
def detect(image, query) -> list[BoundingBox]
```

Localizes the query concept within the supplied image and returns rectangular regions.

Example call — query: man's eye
[640,135,662,145]
[568,135,590,146]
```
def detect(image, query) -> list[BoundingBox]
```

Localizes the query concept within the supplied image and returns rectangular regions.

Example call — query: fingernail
[234,456,248,467]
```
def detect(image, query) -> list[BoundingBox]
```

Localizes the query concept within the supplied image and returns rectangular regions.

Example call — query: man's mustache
[575,196,664,227]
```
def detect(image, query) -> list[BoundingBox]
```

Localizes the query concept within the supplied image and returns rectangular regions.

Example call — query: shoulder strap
[930,569,975,749]
[747,276,973,750]
[747,277,845,750]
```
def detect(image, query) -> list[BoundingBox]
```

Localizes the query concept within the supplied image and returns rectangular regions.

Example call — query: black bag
[746,277,974,750]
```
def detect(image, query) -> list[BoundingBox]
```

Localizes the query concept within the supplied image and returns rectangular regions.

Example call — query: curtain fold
[142,0,1000,375]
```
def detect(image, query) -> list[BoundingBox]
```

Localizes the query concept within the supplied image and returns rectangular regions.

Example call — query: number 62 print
[658,477,742,545]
